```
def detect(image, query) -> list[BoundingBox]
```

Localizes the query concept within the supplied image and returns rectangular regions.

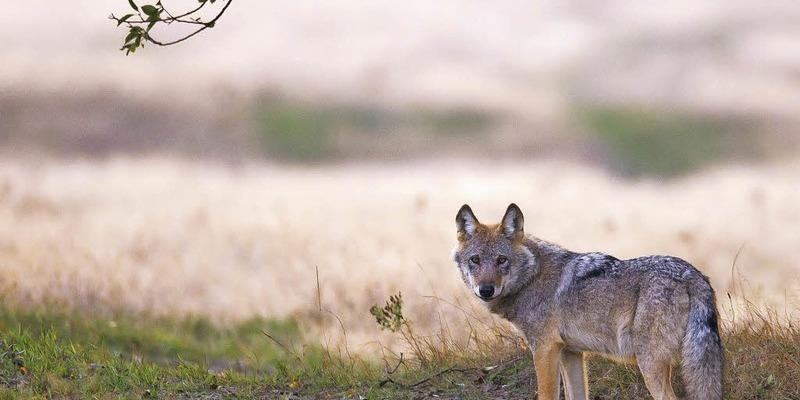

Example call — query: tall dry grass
[0,157,798,352]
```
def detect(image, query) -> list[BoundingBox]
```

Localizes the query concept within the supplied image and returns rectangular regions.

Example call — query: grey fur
[454,204,723,400]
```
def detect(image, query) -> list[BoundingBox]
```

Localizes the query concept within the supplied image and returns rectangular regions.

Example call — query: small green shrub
[370,292,406,333]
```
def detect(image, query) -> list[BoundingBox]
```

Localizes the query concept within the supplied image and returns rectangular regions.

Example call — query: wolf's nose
[478,285,495,299]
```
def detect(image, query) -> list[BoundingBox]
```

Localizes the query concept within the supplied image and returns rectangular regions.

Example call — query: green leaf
[116,14,134,26]
[128,0,138,11]
[141,5,159,17]
[147,20,157,31]
[124,30,139,45]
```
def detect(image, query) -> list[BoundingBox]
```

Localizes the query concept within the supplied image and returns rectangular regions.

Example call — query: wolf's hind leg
[637,358,678,400]
[559,349,588,400]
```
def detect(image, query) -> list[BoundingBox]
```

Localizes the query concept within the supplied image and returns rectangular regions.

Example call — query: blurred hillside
[3,0,800,175]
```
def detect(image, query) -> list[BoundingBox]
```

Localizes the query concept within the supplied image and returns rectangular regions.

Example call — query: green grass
[0,307,387,398]
[0,303,797,399]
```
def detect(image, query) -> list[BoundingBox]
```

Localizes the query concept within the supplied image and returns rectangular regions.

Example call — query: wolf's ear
[501,203,524,239]
[456,204,480,240]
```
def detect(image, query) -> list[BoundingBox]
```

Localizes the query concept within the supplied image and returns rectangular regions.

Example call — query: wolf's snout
[478,284,495,300]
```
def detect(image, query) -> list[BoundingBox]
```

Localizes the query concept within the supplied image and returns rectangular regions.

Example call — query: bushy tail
[681,273,723,400]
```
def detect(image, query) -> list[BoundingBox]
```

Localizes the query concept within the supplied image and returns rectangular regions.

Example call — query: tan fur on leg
[638,359,678,400]
[534,343,563,400]
[560,349,588,400]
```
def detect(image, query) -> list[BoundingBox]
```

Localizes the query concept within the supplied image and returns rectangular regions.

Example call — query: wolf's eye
[469,255,480,264]
[497,256,508,265]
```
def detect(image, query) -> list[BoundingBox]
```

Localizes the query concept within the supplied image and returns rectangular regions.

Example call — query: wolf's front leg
[533,342,563,400]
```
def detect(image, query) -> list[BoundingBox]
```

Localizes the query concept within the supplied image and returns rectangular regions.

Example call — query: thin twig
[324,309,353,365]
[145,25,207,46]
[728,243,746,325]
[163,1,206,21]
[111,1,207,25]
[409,366,474,387]
[482,355,525,373]
[385,353,404,374]
[315,265,322,312]
[261,330,302,362]
[113,0,233,48]
[378,365,477,388]
[421,294,487,323]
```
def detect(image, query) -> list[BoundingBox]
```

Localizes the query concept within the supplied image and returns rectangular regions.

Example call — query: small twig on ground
[409,366,475,387]
[481,355,525,373]
[378,365,477,388]
[385,353,404,375]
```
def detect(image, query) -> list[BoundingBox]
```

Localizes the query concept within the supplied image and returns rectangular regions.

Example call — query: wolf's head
[453,203,536,302]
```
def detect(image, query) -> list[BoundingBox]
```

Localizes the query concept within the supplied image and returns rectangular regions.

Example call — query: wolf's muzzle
[478,284,495,300]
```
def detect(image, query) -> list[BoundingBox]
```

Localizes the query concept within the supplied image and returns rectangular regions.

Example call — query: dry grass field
[0,157,799,398]
[1,157,798,348]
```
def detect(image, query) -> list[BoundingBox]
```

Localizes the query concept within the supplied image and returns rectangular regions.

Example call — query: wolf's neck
[527,236,573,264]
[489,236,574,320]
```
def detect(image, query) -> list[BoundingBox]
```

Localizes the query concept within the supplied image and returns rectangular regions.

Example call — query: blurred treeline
[2,89,797,178]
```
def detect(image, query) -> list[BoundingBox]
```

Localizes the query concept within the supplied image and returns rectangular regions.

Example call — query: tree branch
[110,0,233,54]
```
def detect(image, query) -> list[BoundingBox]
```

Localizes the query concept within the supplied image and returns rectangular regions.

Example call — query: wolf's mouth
[475,286,502,301]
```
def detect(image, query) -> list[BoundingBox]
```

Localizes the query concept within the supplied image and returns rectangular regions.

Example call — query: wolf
[453,203,723,400]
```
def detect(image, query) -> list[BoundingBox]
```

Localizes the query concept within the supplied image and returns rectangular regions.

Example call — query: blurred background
[1,0,799,349]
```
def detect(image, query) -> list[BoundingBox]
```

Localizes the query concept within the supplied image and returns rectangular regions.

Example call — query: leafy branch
[110,0,233,55]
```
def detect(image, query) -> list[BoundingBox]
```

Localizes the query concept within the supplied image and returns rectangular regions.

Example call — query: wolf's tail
[681,272,724,400]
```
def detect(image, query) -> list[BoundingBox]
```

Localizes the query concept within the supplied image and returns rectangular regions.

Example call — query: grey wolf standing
[453,203,723,400]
